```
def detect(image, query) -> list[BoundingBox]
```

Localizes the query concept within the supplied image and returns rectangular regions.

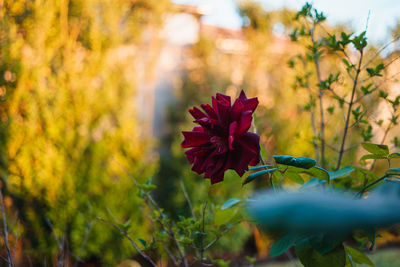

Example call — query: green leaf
[221,198,242,210]
[214,208,235,226]
[243,168,278,185]
[386,168,400,175]
[296,241,346,267]
[353,166,378,180]
[249,165,273,171]
[389,152,400,159]
[303,166,330,180]
[211,259,230,267]
[344,246,374,266]
[328,166,355,179]
[286,166,330,181]
[285,171,304,184]
[300,178,325,190]
[260,145,269,160]
[360,154,387,163]
[309,232,348,255]
[270,233,298,257]
[274,155,316,169]
[137,238,147,248]
[361,143,389,155]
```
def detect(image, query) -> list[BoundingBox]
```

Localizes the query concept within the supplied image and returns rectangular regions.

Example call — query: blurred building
[137,3,253,137]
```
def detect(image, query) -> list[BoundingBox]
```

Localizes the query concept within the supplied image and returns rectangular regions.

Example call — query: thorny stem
[0,189,13,267]
[311,27,326,168]
[336,50,364,170]
[96,217,157,267]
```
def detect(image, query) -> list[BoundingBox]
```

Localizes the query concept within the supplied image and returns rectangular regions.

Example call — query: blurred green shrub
[0,0,169,264]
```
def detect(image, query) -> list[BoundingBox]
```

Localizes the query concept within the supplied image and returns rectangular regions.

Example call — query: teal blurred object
[247,180,400,233]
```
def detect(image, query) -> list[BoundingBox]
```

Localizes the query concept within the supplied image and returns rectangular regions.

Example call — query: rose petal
[189,106,207,120]
[181,130,210,148]
[238,90,258,112]
[236,110,253,136]
[201,104,217,119]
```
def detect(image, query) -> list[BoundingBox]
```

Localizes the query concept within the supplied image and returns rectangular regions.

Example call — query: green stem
[355,174,387,198]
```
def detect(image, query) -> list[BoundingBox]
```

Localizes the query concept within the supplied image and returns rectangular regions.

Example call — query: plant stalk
[336,50,364,170]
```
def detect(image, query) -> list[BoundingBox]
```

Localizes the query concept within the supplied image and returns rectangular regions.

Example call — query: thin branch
[362,35,400,69]
[73,221,92,267]
[355,174,387,198]
[180,181,196,220]
[0,189,13,267]
[162,243,179,266]
[301,57,320,162]
[203,222,241,250]
[96,217,157,267]
[336,49,364,169]
[200,201,207,265]
[311,27,326,168]
[115,160,188,267]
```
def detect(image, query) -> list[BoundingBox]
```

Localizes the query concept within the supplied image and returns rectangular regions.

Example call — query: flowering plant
[182,91,260,183]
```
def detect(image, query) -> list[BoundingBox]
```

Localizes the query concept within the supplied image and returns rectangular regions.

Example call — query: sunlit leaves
[361,143,389,155]
[345,246,374,266]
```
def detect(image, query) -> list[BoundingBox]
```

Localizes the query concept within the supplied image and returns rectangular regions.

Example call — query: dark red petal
[236,132,260,156]
[205,154,226,178]
[229,149,249,176]
[243,97,258,113]
[238,90,258,112]
[239,90,247,100]
[236,110,253,136]
[228,121,237,150]
[185,147,199,163]
[201,104,217,119]
[210,173,224,184]
[193,126,204,132]
[189,106,207,120]
[231,98,244,121]
[181,130,210,148]
[215,97,231,126]
[216,93,231,105]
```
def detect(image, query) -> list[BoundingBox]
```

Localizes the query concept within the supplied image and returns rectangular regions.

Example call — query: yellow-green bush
[0,0,168,264]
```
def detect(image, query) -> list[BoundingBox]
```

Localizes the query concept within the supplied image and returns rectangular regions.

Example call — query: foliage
[0,0,169,264]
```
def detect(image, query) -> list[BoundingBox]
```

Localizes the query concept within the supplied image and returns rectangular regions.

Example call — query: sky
[172,0,400,44]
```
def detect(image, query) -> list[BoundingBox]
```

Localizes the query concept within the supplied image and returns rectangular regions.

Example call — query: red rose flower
[181,90,260,184]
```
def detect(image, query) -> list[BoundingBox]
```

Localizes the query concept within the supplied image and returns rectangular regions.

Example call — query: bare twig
[0,189,13,267]
[96,217,157,267]
[362,35,400,69]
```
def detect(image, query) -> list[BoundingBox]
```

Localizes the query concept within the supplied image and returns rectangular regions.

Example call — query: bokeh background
[1,0,400,265]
